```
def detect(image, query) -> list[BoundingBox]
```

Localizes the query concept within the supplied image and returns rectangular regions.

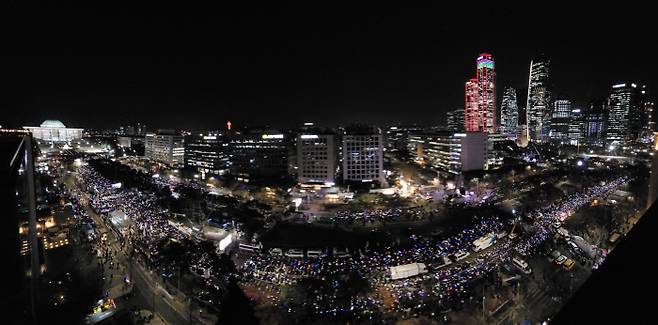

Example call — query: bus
[284,249,304,258]
[512,257,532,274]
[238,242,262,253]
[472,233,496,252]
[307,249,323,258]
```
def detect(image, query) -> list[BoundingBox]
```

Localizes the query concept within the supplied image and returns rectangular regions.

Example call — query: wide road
[65,172,191,325]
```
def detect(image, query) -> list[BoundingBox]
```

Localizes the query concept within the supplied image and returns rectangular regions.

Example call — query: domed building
[23,120,83,142]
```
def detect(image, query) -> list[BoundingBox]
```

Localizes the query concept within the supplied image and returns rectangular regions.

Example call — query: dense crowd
[75,165,229,306]
[331,207,432,225]
[239,175,629,318]
[73,159,629,320]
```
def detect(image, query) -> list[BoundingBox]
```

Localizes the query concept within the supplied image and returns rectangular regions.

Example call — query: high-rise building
[137,123,147,136]
[145,130,185,167]
[550,99,571,142]
[465,78,479,132]
[639,86,654,142]
[297,133,336,185]
[526,55,551,142]
[477,53,496,133]
[184,133,229,176]
[386,125,424,152]
[342,126,385,188]
[230,132,289,183]
[446,109,465,132]
[568,107,585,146]
[584,100,607,144]
[408,132,486,174]
[500,87,519,138]
[607,83,647,143]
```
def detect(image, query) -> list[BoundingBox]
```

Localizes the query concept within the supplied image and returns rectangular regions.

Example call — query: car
[269,248,283,256]
[549,250,561,262]
[453,250,470,261]
[563,258,576,271]
[555,255,568,265]
[566,241,579,252]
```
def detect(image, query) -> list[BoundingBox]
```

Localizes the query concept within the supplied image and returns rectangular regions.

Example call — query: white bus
[332,248,351,258]
[238,242,262,253]
[284,249,304,258]
[307,249,323,258]
[389,263,428,280]
[512,257,532,274]
[472,233,496,252]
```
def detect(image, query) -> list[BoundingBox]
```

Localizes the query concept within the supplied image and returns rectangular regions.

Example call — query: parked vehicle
[284,248,304,258]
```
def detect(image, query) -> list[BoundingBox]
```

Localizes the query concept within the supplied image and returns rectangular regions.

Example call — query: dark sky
[4,2,656,130]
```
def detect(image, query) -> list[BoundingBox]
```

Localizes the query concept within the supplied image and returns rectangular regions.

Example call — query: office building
[144,130,185,167]
[446,109,465,132]
[477,53,496,133]
[500,87,519,138]
[342,126,386,187]
[607,83,647,143]
[465,78,479,132]
[526,55,551,142]
[550,99,571,142]
[409,132,486,174]
[386,125,424,152]
[230,132,289,183]
[184,133,229,176]
[23,120,83,143]
[568,108,585,146]
[297,133,336,185]
[584,100,608,144]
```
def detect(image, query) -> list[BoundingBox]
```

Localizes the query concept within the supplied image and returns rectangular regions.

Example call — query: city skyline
[4,4,658,324]
[4,4,657,130]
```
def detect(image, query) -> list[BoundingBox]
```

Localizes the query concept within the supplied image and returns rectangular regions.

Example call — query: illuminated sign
[203,136,216,140]
[262,134,284,139]
[477,60,494,69]
[300,134,319,139]
[612,83,626,88]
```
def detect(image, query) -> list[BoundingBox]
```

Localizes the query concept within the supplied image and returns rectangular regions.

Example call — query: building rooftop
[39,120,66,128]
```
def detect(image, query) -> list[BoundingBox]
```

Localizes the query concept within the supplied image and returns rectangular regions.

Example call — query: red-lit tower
[477,53,496,133]
[465,78,479,132]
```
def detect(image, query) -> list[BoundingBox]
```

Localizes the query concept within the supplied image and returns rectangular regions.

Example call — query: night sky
[4,3,656,130]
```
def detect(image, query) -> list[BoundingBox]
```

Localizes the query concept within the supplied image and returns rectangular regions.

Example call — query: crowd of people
[70,158,630,321]
[238,175,630,319]
[330,207,433,226]
[74,165,230,309]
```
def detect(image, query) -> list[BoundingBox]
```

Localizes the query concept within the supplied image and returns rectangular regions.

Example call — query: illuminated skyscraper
[465,78,479,132]
[477,53,496,133]
[500,87,519,138]
[584,99,608,144]
[550,99,571,142]
[446,108,465,132]
[607,83,646,143]
[526,55,551,142]
[568,107,585,146]
[342,126,386,188]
